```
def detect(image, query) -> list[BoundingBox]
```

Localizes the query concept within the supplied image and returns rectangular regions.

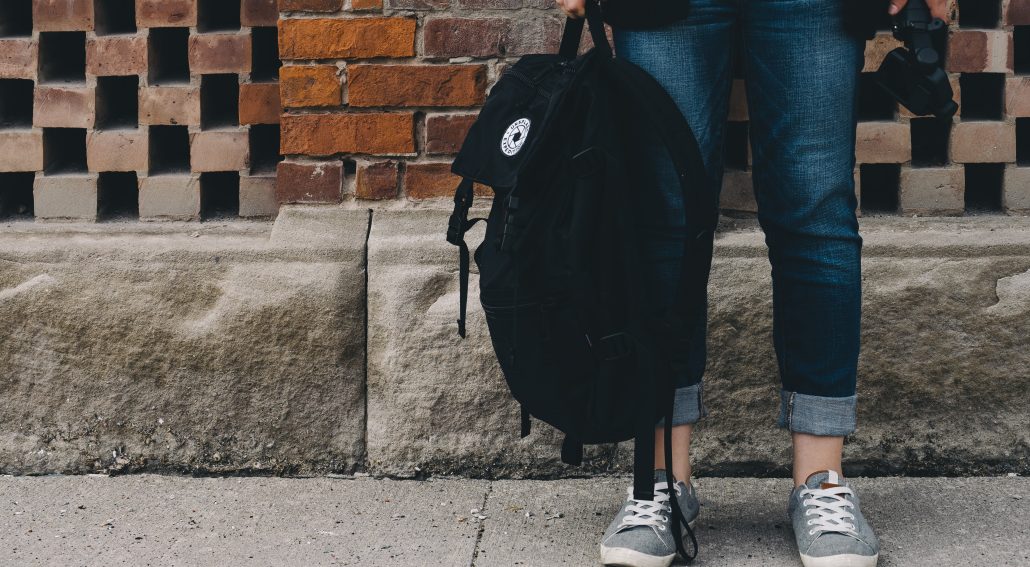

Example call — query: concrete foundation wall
[2,207,1029,477]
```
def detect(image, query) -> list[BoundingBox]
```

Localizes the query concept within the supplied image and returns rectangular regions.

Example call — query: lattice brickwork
[0,0,282,221]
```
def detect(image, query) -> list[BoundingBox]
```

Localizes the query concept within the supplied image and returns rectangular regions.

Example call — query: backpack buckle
[598,332,633,361]
[446,212,465,246]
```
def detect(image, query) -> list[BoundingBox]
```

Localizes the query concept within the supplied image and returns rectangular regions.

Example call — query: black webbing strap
[446,177,485,338]
[520,405,532,438]
[558,0,612,61]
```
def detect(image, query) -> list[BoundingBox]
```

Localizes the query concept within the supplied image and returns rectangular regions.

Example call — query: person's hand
[555,0,585,18]
[888,0,951,22]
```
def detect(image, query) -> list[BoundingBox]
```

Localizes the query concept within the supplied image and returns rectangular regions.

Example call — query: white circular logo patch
[500,118,532,157]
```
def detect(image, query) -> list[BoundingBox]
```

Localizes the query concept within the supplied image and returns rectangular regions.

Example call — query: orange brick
[355,161,398,199]
[856,122,911,164]
[349,65,487,108]
[280,65,342,108]
[281,112,415,156]
[240,83,281,125]
[279,17,416,60]
[404,162,490,200]
[34,86,95,129]
[951,122,1016,163]
[351,0,383,10]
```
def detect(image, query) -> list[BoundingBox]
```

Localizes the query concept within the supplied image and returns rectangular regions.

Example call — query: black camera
[875,0,958,118]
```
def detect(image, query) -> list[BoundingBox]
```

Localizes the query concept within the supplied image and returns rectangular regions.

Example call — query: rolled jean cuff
[657,383,707,428]
[776,390,856,436]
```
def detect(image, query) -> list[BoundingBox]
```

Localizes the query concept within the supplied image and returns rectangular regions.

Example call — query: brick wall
[2,1,1029,221]
[277,0,1030,216]
[0,0,283,221]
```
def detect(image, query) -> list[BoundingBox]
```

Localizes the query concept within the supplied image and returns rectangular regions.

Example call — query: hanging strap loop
[447,177,485,338]
[558,0,612,60]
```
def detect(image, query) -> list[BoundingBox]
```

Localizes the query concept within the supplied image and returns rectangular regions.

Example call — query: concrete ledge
[2,209,1029,477]
[0,207,369,475]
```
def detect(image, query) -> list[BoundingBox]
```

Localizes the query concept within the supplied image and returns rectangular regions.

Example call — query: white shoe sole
[599,520,697,567]
[800,553,879,567]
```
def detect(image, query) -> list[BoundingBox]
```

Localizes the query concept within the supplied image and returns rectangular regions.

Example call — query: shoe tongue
[805,469,844,490]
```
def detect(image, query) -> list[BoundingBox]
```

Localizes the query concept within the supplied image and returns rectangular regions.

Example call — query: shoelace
[617,482,679,531]
[800,485,858,536]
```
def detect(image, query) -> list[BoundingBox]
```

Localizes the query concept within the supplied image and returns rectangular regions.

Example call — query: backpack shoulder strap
[446,177,485,338]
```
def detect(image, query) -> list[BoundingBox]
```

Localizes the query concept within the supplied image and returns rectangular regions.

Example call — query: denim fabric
[615,0,865,435]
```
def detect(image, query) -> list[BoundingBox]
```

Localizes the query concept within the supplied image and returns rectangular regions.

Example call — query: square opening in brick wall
[38,32,87,84]
[98,172,139,219]
[0,173,35,218]
[148,125,190,174]
[95,76,139,130]
[43,128,88,174]
[860,164,901,214]
[200,171,240,218]
[198,0,241,33]
[94,0,137,36]
[0,79,34,129]
[201,74,240,130]
[250,27,281,83]
[0,2,32,38]
[964,164,1004,212]
[148,28,191,85]
[957,0,1000,29]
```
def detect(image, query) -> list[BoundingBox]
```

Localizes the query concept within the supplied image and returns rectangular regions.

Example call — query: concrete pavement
[1,475,1027,566]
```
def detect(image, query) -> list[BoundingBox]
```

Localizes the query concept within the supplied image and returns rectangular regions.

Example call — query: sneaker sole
[800,553,879,567]
[599,520,697,567]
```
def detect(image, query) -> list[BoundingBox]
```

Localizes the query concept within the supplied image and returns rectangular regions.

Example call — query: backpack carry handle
[558,0,612,60]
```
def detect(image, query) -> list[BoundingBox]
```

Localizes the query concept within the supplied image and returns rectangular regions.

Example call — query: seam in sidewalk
[467,483,494,567]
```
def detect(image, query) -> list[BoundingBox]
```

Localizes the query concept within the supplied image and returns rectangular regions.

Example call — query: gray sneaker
[789,470,880,567]
[599,470,699,567]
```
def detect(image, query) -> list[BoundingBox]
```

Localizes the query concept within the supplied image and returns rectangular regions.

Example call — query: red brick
[279,17,416,60]
[276,160,343,203]
[239,175,278,217]
[33,0,94,31]
[241,0,279,26]
[189,33,252,74]
[0,39,37,80]
[355,161,398,199]
[0,131,44,173]
[426,114,476,155]
[279,65,342,108]
[423,17,561,58]
[349,65,486,107]
[856,122,911,164]
[34,86,95,129]
[278,0,343,11]
[351,0,383,11]
[240,83,282,125]
[140,86,200,126]
[404,162,491,200]
[191,130,250,172]
[281,112,415,156]
[1007,0,1030,25]
[136,0,197,27]
[87,35,147,77]
[1007,77,1030,117]
[87,129,148,172]
[951,122,1016,163]
[947,30,1011,74]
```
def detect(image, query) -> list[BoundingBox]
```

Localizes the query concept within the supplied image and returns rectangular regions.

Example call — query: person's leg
[613,0,736,486]
[742,2,879,566]
[740,0,865,480]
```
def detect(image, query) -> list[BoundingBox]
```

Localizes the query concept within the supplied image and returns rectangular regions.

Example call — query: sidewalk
[1,475,1026,566]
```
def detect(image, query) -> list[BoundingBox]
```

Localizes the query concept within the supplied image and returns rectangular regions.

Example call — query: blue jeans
[615,0,865,436]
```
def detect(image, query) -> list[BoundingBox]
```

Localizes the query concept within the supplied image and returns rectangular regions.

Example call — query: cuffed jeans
[615,0,865,437]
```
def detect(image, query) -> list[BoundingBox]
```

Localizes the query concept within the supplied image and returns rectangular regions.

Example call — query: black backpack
[445,2,718,560]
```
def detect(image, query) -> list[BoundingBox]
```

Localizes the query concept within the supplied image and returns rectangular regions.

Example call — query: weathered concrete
[367,212,1030,478]
[0,207,369,475]
[0,475,1026,566]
